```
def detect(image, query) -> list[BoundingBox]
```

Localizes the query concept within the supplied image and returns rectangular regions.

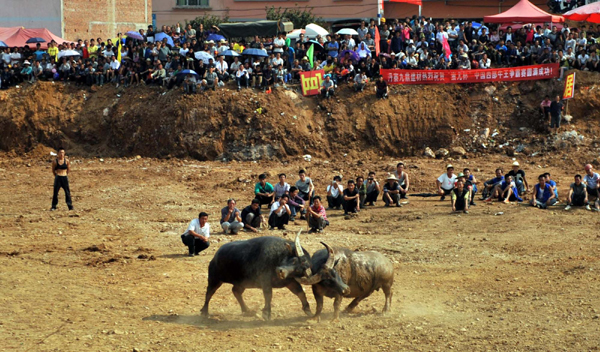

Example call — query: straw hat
[512,161,520,166]
[386,175,398,181]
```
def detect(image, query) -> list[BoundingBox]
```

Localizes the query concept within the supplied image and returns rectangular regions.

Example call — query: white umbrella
[286,29,305,39]
[336,28,359,36]
[305,23,328,38]
[58,50,80,59]
[194,51,213,64]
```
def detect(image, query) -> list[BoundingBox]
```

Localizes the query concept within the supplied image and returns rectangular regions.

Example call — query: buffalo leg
[382,283,393,314]
[311,285,325,321]
[232,285,253,316]
[286,281,311,316]
[200,281,222,317]
[332,295,343,321]
[344,294,369,314]
[261,286,273,321]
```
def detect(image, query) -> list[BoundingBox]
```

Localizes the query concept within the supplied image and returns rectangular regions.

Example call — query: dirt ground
[1,153,599,352]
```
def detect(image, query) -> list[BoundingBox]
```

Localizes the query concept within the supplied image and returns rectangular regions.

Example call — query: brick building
[0,0,152,41]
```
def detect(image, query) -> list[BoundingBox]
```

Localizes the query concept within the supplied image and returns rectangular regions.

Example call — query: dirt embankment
[1,71,600,161]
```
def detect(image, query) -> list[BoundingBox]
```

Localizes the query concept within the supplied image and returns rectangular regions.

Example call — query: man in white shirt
[268,194,291,230]
[215,56,229,82]
[107,56,120,83]
[436,164,457,201]
[326,176,344,209]
[181,212,210,256]
[271,52,284,68]
[273,33,286,54]
[479,53,491,69]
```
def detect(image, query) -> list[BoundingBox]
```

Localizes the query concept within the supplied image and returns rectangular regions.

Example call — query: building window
[176,0,209,7]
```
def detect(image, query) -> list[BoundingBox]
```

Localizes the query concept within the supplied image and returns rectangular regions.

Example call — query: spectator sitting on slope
[436,164,457,201]
[307,196,329,233]
[583,164,600,211]
[565,175,591,211]
[254,173,274,208]
[530,174,557,209]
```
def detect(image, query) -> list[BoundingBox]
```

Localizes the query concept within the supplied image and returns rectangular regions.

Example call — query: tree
[265,5,323,29]
[186,13,230,31]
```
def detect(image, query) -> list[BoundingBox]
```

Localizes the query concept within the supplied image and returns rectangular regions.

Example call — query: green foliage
[186,13,230,30]
[265,5,323,29]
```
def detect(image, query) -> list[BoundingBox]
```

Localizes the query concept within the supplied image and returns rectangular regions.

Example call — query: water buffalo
[297,242,394,321]
[200,231,312,320]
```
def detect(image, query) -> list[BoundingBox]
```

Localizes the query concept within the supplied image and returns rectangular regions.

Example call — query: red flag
[375,26,380,57]
[388,0,422,5]
[442,36,451,60]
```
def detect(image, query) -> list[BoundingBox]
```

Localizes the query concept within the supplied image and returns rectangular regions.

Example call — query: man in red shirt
[307,196,328,233]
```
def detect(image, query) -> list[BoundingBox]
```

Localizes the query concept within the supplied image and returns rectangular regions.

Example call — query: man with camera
[326,175,344,210]
[363,172,381,206]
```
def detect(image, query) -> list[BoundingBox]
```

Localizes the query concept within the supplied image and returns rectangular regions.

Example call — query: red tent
[483,0,564,23]
[0,27,71,49]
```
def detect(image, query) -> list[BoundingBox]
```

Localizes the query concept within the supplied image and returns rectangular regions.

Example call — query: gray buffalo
[201,231,312,320]
[297,242,394,321]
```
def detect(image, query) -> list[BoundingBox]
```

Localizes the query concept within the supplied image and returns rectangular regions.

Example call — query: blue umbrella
[177,69,199,76]
[126,31,144,41]
[155,32,174,46]
[472,22,482,29]
[207,33,226,42]
[221,49,241,57]
[26,37,46,44]
[0,41,7,48]
[241,48,269,57]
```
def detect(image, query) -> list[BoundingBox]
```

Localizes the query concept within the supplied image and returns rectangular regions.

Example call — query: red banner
[387,0,423,6]
[300,70,324,96]
[381,64,559,85]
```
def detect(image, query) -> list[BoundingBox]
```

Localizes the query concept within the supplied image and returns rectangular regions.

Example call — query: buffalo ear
[285,243,294,255]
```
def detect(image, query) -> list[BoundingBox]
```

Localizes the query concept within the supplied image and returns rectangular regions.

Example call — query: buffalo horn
[294,229,304,257]
[321,242,336,269]
[295,273,322,285]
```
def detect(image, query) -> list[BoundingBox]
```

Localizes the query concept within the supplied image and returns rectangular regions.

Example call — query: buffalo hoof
[331,317,341,323]
[308,315,321,323]
[200,310,209,317]
[303,307,312,316]
[242,310,257,317]
[262,310,271,321]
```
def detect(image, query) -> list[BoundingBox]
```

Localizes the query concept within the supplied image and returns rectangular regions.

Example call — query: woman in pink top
[540,95,552,124]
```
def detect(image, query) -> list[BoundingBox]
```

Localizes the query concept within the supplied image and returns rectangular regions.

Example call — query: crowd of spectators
[180,161,599,255]
[1,16,600,92]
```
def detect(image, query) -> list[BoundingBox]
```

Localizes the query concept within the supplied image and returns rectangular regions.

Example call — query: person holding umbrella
[183,73,197,94]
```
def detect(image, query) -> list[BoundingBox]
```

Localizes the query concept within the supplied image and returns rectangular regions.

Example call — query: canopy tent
[483,0,564,23]
[564,1,600,23]
[0,27,71,49]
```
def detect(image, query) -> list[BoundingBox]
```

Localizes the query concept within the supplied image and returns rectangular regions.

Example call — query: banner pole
[419,5,422,17]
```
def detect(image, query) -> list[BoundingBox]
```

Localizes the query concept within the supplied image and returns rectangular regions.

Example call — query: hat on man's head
[446,164,454,170]
[512,161,520,166]
[23,60,30,65]
[457,172,465,177]
[386,175,398,181]
[302,56,308,61]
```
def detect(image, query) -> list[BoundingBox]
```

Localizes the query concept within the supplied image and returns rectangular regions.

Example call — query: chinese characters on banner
[562,72,576,100]
[300,70,324,96]
[381,64,559,85]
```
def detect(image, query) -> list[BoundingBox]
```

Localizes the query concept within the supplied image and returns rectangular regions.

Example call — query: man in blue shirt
[483,168,505,201]
[544,172,559,201]
[326,36,339,58]
[530,174,557,209]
